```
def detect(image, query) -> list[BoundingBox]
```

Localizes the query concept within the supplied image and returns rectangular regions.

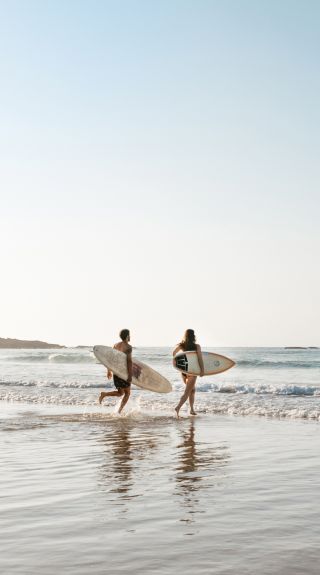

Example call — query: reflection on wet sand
[175,419,230,530]
[98,419,159,501]
[96,416,230,534]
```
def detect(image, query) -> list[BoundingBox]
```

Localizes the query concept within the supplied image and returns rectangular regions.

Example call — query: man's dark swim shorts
[113,374,131,390]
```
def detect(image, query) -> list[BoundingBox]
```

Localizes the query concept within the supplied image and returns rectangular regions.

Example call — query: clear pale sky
[0,0,319,346]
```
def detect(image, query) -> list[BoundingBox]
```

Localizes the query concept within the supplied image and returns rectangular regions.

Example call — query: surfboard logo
[175,354,188,372]
[132,363,142,379]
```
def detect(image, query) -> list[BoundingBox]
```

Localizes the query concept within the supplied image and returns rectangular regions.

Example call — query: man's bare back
[114,341,132,355]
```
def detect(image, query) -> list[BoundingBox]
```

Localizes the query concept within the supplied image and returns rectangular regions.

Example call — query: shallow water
[1,403,320,574]
[1,347,320,420]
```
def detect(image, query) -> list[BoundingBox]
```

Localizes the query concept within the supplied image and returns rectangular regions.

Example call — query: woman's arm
[172,344,182,356]
[196,344,205,376]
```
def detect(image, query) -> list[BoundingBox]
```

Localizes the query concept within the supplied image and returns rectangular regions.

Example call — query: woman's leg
[175,376,196,417]
[189,385,197,415]
[173,374,187,416]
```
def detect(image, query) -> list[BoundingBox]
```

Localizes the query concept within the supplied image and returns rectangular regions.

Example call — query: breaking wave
[236,359,320,369]
[196,381,320,396]
[1,378,320,397]
[1,351,96,364]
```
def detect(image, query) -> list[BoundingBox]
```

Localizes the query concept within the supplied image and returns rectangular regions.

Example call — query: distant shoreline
[284,346,319,349]
[0,339,318,350]
[0,338,65,349]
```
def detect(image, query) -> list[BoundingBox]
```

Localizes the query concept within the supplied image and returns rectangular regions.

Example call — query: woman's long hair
[180,329,197,351]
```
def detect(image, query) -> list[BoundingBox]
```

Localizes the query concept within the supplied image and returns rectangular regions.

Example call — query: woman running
[173,329,204,418]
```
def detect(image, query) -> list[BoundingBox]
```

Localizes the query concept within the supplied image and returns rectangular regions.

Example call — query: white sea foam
[2,377,320,397]
[1,389,320,421]
[196,381,320,396]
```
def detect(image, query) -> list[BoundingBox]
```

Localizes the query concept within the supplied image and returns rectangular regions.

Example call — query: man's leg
[118,388,131,413]
[99,389,123,404]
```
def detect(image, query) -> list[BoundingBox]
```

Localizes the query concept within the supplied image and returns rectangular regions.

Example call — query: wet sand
[1,401,320,574]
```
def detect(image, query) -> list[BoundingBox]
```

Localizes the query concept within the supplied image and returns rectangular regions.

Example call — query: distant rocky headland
[0,338,64,349]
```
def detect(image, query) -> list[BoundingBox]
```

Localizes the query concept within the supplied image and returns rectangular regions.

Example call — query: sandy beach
[1,399,320,575]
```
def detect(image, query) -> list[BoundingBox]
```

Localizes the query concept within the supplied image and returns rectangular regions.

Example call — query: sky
[0,0,319,347]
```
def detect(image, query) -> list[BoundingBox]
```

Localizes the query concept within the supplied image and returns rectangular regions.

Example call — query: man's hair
[119,329,130,341]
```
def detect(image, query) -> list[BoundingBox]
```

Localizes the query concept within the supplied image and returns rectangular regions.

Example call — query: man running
[98,329,132,413]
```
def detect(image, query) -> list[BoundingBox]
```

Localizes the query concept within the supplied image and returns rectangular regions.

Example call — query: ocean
[1,347,320,419]
[1,347,320,574]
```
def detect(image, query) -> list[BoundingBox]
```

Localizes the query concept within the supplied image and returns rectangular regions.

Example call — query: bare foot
[175,406,180,418]
[190,411,197,416]
[99,392,104,405]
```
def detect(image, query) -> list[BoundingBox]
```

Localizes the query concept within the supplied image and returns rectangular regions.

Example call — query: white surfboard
[93,345,172,393]
[173,351,235,376]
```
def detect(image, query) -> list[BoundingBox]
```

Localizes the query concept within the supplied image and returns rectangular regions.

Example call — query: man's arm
[126,347,133,383]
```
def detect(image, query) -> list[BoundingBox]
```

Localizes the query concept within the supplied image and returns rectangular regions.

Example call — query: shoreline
[1,398,319,426]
